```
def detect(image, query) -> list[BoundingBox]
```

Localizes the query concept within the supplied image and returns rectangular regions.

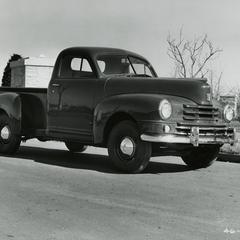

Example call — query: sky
[0,0,239,93]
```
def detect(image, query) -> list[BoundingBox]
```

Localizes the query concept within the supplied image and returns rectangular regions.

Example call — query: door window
[59,56,95,78]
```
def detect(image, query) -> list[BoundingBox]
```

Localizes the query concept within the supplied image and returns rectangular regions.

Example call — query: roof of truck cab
[59,47,149,61]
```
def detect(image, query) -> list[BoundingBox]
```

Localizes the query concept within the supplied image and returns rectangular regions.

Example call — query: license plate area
[190,127,199,147]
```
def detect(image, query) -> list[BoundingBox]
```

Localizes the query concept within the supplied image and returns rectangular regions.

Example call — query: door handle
[51,83,61,94]
[51,83,61,87]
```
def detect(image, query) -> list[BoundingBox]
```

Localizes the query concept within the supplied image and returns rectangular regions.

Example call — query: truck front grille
[183,104,219,121]
[176,123,234,137]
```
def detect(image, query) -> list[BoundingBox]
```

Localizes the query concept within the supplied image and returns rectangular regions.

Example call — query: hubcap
[1,126,10,140]
[120,137,135,156]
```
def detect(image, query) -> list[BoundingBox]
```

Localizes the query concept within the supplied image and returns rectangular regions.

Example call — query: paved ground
[0,140,239,240]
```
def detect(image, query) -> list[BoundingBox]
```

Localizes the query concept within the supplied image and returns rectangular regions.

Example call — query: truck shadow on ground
[217,153,240,163]
[14,146,190,174]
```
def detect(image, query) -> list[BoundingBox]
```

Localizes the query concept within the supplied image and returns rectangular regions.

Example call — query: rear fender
[0,93,21,133]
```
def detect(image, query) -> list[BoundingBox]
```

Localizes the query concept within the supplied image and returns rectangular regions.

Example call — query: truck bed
[0,87,47,93]
[0,87,48,137]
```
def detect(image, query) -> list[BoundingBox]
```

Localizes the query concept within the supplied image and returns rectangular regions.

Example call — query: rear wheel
[65,142,87,153]
[0,115,21,154]
[107,120,152,173]
[181,145,220,169]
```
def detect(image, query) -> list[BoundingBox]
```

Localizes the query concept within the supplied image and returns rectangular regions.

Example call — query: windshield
[96,55,155,77]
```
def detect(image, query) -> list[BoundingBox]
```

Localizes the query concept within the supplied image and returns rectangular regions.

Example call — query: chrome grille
[176,124,234,137]
[183,104,219,121]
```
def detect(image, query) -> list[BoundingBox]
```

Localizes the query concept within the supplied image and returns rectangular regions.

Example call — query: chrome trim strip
[176,126,230,131]
[183,104,218,111]
[140,133,236,145]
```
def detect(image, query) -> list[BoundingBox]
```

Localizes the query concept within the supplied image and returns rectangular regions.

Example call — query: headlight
[223,105,234,122]
[159,99,172,120]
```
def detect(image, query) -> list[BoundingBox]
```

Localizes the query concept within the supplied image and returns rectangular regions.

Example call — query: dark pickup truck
[0,47,236,173]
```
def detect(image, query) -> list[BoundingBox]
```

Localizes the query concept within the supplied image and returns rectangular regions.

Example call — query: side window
[71,58,81,71]
[81,59,92,72]
[97,60,106,72]
[59,55,94,78]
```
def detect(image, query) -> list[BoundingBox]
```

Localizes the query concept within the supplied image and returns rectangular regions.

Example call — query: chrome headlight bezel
[223,104,234,122]
[159,99,172,120]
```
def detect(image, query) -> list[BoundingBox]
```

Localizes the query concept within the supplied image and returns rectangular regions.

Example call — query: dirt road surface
[0,140,239,240]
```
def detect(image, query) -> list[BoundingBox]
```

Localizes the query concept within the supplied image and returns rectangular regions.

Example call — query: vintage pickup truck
[0,47,235,173]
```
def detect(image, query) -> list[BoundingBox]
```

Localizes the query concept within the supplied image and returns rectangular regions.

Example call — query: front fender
[0,92,21,133]
[93,93,173,144]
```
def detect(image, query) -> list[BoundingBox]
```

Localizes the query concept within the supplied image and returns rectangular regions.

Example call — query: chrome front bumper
[141,126,236,147]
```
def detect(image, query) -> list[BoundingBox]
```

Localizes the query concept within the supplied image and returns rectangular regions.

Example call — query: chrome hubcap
[1,126,10,140]
[120,137,135,156]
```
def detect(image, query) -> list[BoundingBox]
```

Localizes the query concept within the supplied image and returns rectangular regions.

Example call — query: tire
[181,145,220,169]
[0,114,21,154]
[107,120,152,173]
[65,142,87,153]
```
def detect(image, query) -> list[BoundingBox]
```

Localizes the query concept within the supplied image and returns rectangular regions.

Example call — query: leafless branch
[167,30,222,80]
[166,29,225,98]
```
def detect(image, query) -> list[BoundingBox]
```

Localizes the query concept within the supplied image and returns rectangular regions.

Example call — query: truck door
[48,54,97,142]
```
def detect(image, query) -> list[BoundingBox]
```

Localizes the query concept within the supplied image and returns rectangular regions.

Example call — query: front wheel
[0,115,21,154]
[181,145,220,169]
[107,120,152,173]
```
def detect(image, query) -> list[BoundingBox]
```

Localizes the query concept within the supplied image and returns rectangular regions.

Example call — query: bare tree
[209,70,223,100]
[226,86,240,119]
[167,30,223,98]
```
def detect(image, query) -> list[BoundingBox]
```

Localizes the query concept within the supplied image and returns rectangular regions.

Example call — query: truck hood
[104,77,211,105]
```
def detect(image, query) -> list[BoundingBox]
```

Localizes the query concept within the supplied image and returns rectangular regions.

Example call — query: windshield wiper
[126,74,152,78]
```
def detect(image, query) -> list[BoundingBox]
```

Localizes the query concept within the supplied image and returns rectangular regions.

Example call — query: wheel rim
[119,137,136,157]
[0,125,10,141]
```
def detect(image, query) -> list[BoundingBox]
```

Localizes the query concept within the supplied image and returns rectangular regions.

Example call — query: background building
[10,57,55,88]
